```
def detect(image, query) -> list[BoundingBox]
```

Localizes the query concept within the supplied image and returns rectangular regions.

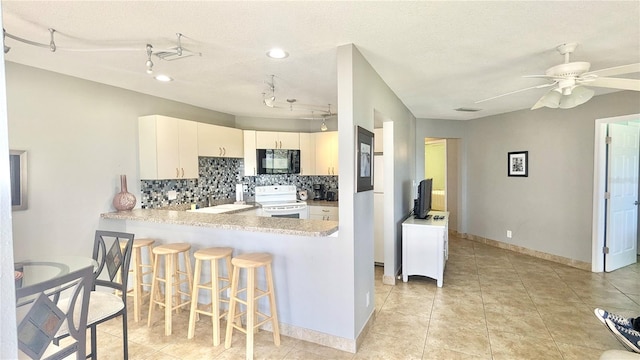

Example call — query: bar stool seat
[225,252,280,360]
[148,242,193,336]
[188,247,233,346]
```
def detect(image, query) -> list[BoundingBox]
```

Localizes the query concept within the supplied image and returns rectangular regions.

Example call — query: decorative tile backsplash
[140,157,338,209]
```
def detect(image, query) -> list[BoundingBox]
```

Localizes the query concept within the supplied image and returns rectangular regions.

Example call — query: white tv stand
[401,211,449,287]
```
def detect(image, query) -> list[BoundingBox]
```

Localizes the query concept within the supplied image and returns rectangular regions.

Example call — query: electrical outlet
[167,190,177,200]
[366,292,370,307]
[507,230,512,238]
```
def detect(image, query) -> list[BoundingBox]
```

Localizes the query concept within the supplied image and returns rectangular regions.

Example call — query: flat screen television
[414,178,433,219]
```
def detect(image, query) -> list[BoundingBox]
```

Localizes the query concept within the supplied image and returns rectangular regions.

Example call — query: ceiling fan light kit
[476,42,640,111]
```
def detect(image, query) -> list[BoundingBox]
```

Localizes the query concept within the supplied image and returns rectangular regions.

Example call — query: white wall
[6,62,236,260]
[0,9,18,357]
[337,44,416,337]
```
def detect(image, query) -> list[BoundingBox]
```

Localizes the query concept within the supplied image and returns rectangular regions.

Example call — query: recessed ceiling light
[267,48,289,59]
[154,74,173,82]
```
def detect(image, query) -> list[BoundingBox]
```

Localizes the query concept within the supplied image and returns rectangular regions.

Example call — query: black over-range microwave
[256,149,301,174]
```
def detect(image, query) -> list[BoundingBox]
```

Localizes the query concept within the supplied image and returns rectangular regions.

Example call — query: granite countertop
[305,200,339,207]
[101,209,338,237]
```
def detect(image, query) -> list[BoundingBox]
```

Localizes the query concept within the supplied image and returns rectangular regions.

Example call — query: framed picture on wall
[10,150,28,210]
[356,126,374,192]
[508,151,528,177]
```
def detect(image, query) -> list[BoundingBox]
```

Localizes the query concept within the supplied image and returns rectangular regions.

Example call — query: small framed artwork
[10,150,28,211]
[356,126,374,192]
[508,151,528,177]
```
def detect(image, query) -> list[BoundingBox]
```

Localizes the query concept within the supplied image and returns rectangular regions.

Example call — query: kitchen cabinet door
[177,121,199,178]
[139,115,198,180]
[256,131,299,149]
[309,205,339,221]
[243,130,257,176]
[277,132,300,149]
[314,131,338,175]
[197,123,243,158]
[299,133,316,175]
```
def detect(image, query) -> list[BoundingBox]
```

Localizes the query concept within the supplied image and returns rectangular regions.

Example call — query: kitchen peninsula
[98,209,353,351]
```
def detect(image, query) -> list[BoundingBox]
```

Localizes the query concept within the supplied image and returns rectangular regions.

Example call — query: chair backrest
[92,231,134,301]
[15,265,93,360]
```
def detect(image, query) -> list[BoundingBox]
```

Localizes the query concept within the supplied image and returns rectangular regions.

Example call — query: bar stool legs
[148,242,193,336]
[225,253,280,360]
[188,247,233,346]
[129,238,155,322]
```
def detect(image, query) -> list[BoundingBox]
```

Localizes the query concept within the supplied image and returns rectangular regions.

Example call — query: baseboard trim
[450,230,591,271]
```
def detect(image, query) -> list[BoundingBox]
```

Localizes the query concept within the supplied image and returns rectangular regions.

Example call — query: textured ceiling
[2,1,639,121]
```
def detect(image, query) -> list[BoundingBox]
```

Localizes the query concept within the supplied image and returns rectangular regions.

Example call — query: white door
[605,123,640,271]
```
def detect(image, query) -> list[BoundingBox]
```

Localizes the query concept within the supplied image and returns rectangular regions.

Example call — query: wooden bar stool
[188,247,233,346]
[148,242,193,336]
[224,252,280,360]
[125,238,155,322]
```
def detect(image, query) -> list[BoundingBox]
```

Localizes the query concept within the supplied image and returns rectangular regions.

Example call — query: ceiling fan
[476,43,640,110]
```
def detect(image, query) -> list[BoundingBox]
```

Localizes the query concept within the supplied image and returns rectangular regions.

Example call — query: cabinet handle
[275,140,278,148]
[181,168,184,177]
[327,167,330,174]
[223,147,226,156]
[176,168,179,177]
[279,140,282,149]
[219,147,223,156]
[322,209,329,212]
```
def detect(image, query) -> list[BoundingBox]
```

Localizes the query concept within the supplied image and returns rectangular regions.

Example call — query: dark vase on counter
[113,174,136,211]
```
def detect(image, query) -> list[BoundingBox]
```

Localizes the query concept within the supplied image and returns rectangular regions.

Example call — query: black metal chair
[56,230,134,359]
[16,265,94,359]
[87,230,134,359]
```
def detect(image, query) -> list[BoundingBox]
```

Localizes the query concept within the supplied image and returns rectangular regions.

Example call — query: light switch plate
[167,190,177,200]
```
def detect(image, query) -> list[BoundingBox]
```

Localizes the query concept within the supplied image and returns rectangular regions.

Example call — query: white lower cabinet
[309,205,339,221]
[401,212,449,287]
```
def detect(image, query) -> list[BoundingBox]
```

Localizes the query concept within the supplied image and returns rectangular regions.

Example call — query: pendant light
[320,118,328,131]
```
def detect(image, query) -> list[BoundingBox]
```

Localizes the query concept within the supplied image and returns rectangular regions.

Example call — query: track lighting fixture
[48,28,56,52]
[3,29,10,54]
[145,44,154,74]
[320,120,328,132]
[3,27,200,79]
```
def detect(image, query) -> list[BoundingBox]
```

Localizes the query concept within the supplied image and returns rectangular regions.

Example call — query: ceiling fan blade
[531,88,560,110]
[583,63,640,77]
[522,75,557,79]
[475,82,556,104]
[584,77,640,91]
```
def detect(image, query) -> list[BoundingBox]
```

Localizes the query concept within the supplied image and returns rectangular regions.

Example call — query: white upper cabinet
[139,115,199,180]
[314,131,338,175]
[243,130,257,176]
[299,133,316,176]
[256,131,300,150]
[197,123,243,158]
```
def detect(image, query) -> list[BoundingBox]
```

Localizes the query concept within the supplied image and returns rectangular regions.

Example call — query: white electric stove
[255,185,308,219]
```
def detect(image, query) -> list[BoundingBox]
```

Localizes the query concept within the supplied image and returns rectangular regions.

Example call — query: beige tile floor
[93,235,640,359]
